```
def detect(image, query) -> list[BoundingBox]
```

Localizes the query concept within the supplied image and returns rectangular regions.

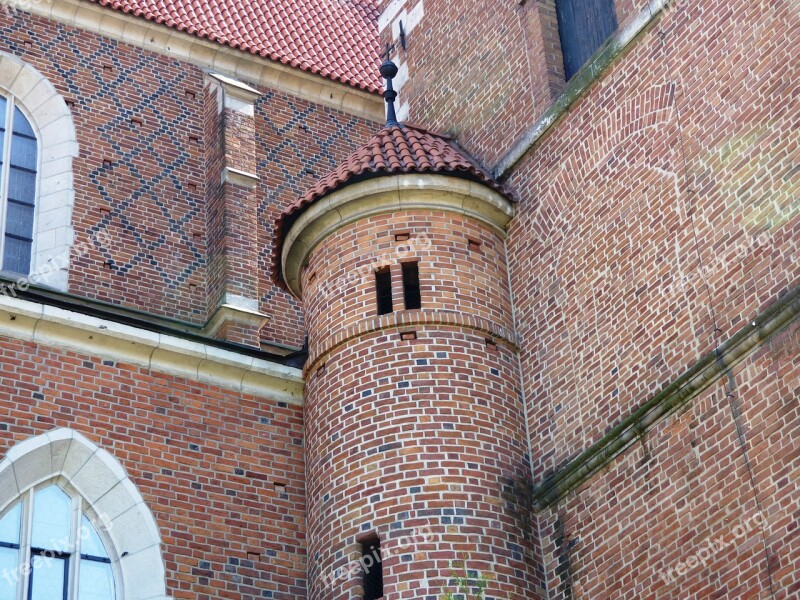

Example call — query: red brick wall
[0,336,306,599]
[379,0,656,168]
[0,10,380,348]
[507,0,800,487]
[300,208,535,598]
[535,320,800,598]
[381,0,536,167]
[381,0,800,594]
[305,328,537,599]
[499,0,800,595]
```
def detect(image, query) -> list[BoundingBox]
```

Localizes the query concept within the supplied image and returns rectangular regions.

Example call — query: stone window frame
[0,51,79,292]
[0,428,171,600]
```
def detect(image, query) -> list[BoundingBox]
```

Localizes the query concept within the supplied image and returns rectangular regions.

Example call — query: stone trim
[23,0,384,121]
[306,309,518,376]
[207,71,262,112]
[493,0,668,178]
[0,428,172,600]
[0,51,79,292]
[221,166,260,189]
[282,174,516,298]
[202,303,271,338]
[0,294,305,405]
[533,281,800,509]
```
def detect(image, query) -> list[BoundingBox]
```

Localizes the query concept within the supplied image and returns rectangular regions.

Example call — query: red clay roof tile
[89,0,382,93]
[287,124,512,215]
[274,123,513,284]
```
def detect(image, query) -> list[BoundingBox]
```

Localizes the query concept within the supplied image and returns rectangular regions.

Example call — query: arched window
[0,94,38,275]
[0,51,79,291]
[0,484,116,600]
[0,428,170,600]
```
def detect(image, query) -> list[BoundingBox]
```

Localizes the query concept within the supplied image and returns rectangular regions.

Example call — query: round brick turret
[280,126,534,600]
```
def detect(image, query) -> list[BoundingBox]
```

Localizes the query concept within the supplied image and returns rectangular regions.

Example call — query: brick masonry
[378,0,800,596]
[0,9,378,347]
[0,335,307,599]
[300,210,535,599]
[0,0,797,597]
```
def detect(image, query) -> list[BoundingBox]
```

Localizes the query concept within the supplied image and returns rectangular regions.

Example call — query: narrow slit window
[375,267,393,315]
[401,262,421,310]
[361,537,383,600]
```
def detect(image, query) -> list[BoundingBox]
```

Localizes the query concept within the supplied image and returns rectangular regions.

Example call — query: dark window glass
[3,235,32,274]
[362,538,383,600]
[375,267,393,315]
[0,100,37,275]
[556,0,618,79]
[401,262,421,310]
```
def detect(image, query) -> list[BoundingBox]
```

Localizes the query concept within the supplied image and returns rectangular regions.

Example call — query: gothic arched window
[0,484,116,600]
[0,93,38,276]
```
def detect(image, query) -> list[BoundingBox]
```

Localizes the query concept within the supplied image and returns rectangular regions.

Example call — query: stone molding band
[0,293,305,405]
[282,174,516,298]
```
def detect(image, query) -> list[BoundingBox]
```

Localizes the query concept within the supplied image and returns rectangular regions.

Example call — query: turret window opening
[375,266,393,315]
[401,261,421,310]
[361,535,383,600]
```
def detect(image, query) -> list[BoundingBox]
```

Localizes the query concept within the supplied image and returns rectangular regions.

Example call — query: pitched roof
[91,0,382,93]
[275,123,513,283]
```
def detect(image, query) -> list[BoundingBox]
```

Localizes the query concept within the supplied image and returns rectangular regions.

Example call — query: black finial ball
[380,59,398,80]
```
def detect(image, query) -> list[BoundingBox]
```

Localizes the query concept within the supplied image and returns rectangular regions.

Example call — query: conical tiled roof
[282,123,512,220]
[275,123,513,284]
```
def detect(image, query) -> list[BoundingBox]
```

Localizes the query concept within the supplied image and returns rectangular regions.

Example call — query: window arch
[0,52,78,291]
[0,429,171,600]
[0,482,116,599]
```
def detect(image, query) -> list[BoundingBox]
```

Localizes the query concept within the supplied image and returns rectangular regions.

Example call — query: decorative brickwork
[254,92,378,347]
[0,0,798,597]
[0,9,379,347]
[0,11,209,321]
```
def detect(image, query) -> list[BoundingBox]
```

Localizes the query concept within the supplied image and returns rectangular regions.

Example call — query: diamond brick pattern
[254,91,378,347]
[0,12,208,322]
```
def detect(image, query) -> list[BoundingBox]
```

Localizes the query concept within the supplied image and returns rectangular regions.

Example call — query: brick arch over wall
[0,428,171,600]
[0,51,78,291]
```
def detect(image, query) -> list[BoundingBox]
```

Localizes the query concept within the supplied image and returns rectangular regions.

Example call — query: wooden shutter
[556,0,618,80]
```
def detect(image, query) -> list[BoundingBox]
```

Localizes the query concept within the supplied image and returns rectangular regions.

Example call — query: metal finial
[380,57,400,127]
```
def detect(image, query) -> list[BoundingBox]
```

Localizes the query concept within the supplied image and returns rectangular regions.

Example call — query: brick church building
[0,0,797,597]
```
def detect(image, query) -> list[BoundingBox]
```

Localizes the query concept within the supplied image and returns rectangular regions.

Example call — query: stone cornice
[282,174,516,298]
[19,0,384,121]
[0,294,305,405]
[533,281,800,509]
